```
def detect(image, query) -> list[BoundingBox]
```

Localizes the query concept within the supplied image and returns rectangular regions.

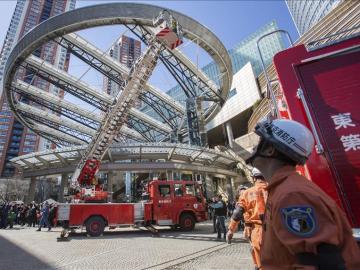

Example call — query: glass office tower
[163,21,285,106]
[285,0,342,35]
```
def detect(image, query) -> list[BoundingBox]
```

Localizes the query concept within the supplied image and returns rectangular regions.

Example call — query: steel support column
[205,174,214,199]
[107,171,115,202]
[59,173,69,203]
[125,172,132,202]
[225,121,234,149]
[107,171,114,193]
[27,177,37,203]
[226,176,234,202]
[166,170,172,181]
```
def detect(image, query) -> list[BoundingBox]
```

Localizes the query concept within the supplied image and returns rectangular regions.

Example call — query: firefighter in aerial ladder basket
[227,168,267,270]
[153,10,183,50]
[245,118,360,270]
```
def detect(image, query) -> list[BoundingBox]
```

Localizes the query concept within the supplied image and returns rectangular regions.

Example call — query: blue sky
[76,0,299,50]
[0,1,298,54]
[0,0,299,102]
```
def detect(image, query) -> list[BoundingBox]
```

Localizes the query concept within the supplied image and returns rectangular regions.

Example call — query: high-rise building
[285,0,342,35]
[103,35,141,97]
[0,0,76,177]
[119,35,141,69]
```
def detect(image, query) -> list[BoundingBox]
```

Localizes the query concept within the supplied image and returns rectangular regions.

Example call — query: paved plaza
[0,221,253,270]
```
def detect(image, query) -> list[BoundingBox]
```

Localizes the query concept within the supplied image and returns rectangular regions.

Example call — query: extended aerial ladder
[70,11,183,202]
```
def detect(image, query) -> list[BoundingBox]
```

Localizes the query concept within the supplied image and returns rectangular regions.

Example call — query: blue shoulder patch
[281,206,316,237]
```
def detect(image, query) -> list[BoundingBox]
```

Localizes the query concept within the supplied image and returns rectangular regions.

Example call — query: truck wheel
[180,213,195,231]
[86,216,105,237]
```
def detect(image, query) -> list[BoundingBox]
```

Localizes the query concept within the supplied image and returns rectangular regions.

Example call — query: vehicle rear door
[294,48,360,226]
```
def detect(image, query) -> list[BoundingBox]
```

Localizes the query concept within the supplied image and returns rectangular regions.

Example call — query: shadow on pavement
[0,235,53,270]
[1,226,29,231]
[68,229,155,239]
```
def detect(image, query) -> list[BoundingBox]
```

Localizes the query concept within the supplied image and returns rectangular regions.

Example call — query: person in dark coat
[7,206,16,229]
[29,203,37,227]
[227,200,235,218]
[48,204,56,227]
[211,195,227,240]
[0,204,9,229]
[19,205,27,226]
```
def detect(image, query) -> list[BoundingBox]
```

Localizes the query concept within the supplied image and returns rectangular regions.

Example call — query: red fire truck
[55,11,208,240]
[263,31,360,235]
[58,180,207,237]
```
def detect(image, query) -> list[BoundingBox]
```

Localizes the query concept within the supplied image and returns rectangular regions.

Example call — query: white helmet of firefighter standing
[251,167,263,178]
[247,119,315,165]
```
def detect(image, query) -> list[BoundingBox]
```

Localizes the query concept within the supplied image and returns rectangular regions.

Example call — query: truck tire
[179,213,195,231]
[86,216,105,237]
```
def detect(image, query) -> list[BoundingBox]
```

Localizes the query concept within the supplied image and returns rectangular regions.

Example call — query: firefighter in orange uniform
[246,118,360,270]
[227,168,267,270]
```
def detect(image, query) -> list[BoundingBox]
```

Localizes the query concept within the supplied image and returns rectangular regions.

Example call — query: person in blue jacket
[36,202,51,231]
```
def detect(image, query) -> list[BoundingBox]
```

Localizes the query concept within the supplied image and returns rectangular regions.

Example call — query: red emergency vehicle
[57,180,207,237]
[268,32,360,231]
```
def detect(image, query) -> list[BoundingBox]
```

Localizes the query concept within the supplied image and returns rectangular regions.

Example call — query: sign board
[273,36,360,226]
[295,48,360,225]
[57,204,70,221]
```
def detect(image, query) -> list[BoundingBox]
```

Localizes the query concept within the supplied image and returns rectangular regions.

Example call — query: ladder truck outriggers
[57,12,207,239]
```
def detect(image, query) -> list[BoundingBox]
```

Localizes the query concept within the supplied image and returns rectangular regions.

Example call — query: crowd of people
[0,200,56,231]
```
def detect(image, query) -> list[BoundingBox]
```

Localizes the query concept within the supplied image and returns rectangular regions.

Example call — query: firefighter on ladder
[245,118,360,270]
[227,168,267,270]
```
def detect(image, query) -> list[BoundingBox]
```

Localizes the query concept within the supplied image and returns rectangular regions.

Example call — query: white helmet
[248,119,314,165]
[251,168,263,178]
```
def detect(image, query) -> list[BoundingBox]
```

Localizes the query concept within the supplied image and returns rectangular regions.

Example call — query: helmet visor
[245,135,264,165]
[231,132,261,163]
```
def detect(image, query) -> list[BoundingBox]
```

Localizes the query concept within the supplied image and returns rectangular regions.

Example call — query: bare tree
[0,178,29,202]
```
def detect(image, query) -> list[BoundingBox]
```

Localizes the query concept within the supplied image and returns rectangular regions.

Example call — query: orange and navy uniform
[228,180,267,268]
[260,166,360,270]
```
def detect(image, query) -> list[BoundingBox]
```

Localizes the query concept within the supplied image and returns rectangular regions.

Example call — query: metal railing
[256,30,294,119]
[306,25,360,51]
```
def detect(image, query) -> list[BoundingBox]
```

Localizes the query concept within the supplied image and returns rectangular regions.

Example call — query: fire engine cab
[58,180,207,237]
